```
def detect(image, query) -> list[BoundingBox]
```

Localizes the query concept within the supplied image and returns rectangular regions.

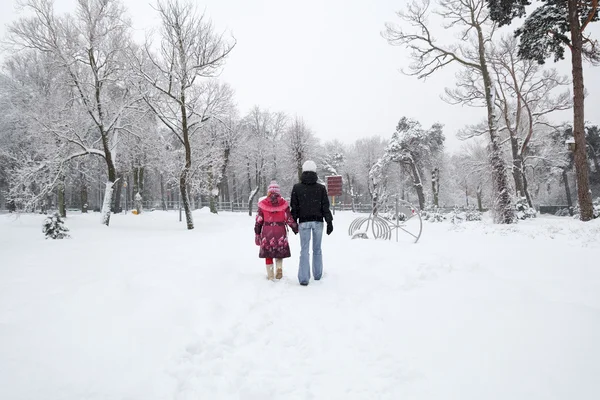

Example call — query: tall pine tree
[486,0,599,221]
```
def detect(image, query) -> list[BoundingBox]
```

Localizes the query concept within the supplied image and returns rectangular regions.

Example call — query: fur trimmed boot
[275,259,283,279]
[266,263,275,280]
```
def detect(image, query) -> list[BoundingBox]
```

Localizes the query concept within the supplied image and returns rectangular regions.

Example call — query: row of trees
[383,0,598,222]
[0,0,235,229]
[1,0,598,227]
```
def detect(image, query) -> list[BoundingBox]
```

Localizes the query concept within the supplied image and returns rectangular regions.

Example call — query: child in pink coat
[254,181,298,280]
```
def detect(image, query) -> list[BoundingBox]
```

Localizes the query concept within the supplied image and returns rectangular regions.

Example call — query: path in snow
[1,210,599,399]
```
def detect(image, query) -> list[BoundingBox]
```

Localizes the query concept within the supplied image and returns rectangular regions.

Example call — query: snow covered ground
[1,210,600,400]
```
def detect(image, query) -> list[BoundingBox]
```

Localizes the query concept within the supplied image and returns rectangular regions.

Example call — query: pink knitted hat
[267,181,280,195]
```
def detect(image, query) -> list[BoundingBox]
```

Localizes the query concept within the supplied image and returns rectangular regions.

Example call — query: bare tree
[345,137,387,208]
[8,0,138,226]
[137,0,235,229]
[453,35,572,207]
[214,108,243,204]
[486,0,599,220]
[285,117,315,182]
[491,36,571,207]
[269,112,288,181]
[383,0,515,223]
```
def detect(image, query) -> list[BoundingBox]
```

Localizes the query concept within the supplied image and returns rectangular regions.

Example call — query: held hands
[326,222,333,235]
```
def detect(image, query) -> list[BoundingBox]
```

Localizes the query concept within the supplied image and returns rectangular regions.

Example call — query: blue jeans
[298,221,324,284]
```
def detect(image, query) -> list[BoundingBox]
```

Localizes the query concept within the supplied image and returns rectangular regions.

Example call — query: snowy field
[1,210,600,400]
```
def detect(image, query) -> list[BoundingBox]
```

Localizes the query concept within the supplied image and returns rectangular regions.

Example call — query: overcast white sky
[1,0,598,152]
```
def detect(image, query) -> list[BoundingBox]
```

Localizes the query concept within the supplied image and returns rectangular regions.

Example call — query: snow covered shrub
[449,207,465,224]
[515,197,536,220]
[465,206,482,221]
[379,211,408,222]
[422,207,446,222]
[555,208,571,217]
[448,206,481,224]
[42,212,70,239]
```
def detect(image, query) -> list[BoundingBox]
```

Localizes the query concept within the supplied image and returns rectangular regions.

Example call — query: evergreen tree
[486,0,599,220]
[42,212,70,240]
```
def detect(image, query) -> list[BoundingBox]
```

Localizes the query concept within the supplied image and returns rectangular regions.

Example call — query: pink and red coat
[254,196,298,259]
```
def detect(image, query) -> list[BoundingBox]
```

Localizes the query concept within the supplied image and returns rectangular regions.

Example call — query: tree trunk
[133,166,145,199]
[372,191,380,216]
[133,167,139,198]
[246,158,252,200]
[568,0,594,221]
[101,182,115,226]
[112,173,123,213]
[512,150,534,208]
[476,25,514,223]
[522,171,533,209]
[209,195,218,214]
[431,167,439,207]
[297,156,303,183]
[562,168,573,215]
[137,167,145,204]
[510,136,525,197]
[232,173,238,207]
[406,159,425,210]
[220,148,231,203]
[125,174,131,212]
[99,128,116,226]
[248,186,259,216]
[180,168,193,229]
[209,194,218,214]
[476,183,483,212]
[58,175,66,218]
[80,174,88,213]
[179,88,194,229]
[160,172,167,211]
[209,172,218,214]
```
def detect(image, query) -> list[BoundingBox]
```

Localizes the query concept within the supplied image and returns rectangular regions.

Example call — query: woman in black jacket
[290,160,333,286]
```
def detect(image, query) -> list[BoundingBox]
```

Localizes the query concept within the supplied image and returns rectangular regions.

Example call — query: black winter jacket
[290,171,333,224]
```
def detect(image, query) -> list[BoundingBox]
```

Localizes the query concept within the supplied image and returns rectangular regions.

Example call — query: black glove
[326,222,333,235]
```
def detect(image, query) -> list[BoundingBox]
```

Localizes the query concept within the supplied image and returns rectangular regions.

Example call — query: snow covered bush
[422,207,446,222]
[379,211,408,222]
[449,207,465,224]
[515,197,536,220]
[465,207,482,221]
[448,206,481,224]
[555,208,571,217]
[42,213,70,239]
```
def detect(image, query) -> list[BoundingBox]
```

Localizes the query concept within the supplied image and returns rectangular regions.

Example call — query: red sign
[326,175,343,197]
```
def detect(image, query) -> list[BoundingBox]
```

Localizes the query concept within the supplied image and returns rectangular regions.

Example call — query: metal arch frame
[348,198,423,243]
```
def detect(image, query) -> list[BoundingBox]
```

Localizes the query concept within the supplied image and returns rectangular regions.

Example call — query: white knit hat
[302,160,317,172]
